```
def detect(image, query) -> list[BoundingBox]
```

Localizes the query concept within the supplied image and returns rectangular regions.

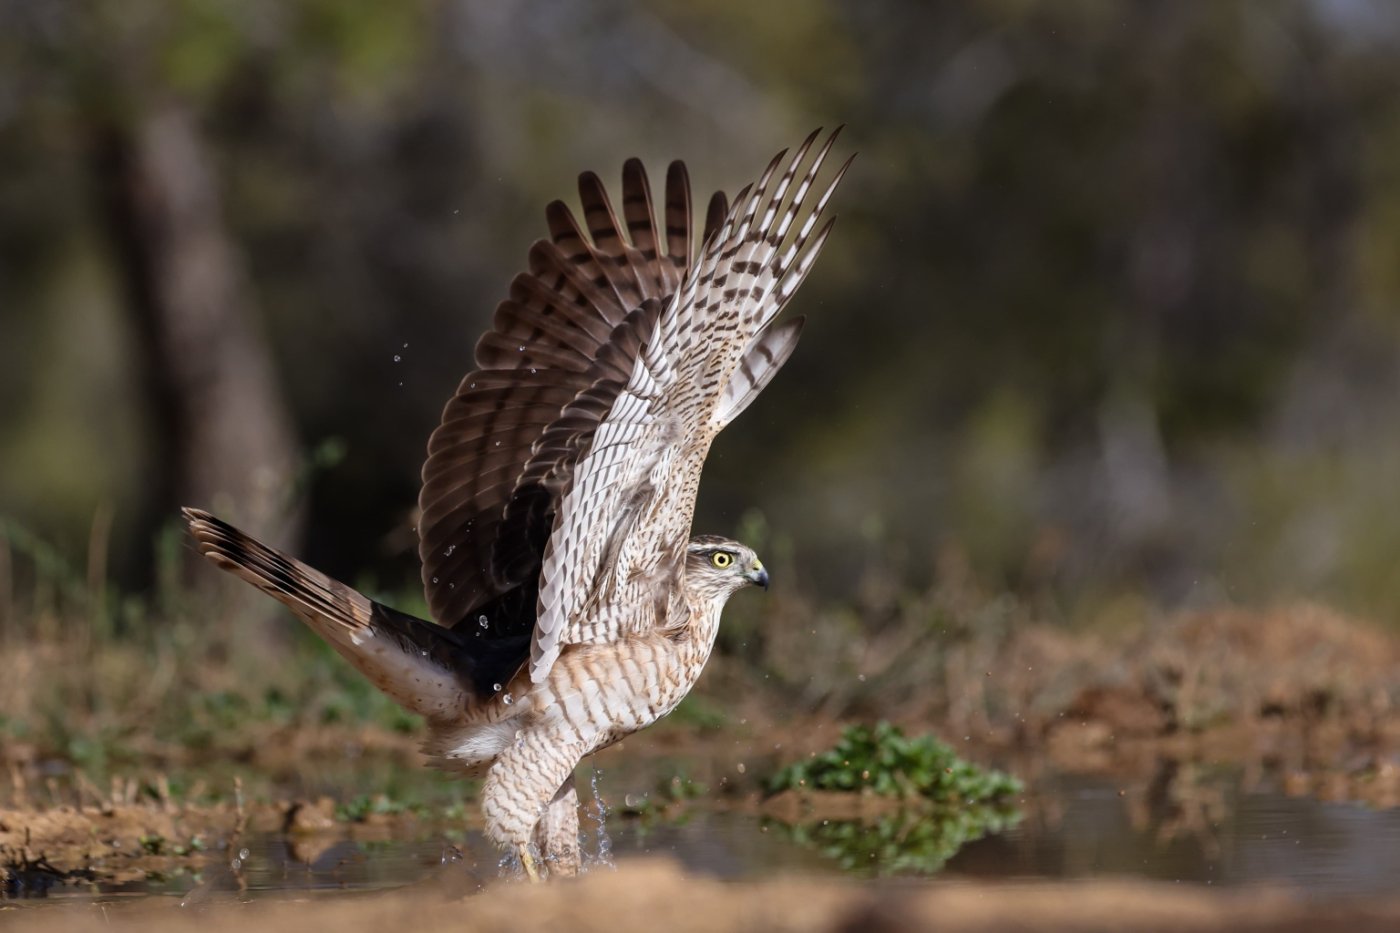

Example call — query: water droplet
[444,544,456,556]
[431,576,439,584]
[502,693,513,705]
[403,342,409,348]
[492,683,502,692]
[393,354,401,362]
[529,368,537,375]
[469,382,477,389]
[517,345,525,352]
[478,615,489,628]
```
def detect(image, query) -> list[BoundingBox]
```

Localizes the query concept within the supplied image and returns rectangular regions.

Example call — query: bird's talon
[519,845,542,882]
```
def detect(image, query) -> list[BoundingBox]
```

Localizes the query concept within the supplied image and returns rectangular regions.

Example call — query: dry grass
[4,512,1400,818]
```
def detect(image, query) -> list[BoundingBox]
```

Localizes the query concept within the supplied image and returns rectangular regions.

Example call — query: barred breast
[444,598,724,851]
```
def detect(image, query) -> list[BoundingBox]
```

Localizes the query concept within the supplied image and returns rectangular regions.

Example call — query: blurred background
[6,0,1400,636]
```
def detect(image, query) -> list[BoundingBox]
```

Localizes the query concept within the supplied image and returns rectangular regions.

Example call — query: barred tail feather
[182,508,471,720]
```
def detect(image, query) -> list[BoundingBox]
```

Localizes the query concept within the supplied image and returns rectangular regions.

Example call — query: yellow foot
[519,845,542,882]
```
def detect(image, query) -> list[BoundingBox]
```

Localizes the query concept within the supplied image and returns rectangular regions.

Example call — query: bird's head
[685,535,768,599]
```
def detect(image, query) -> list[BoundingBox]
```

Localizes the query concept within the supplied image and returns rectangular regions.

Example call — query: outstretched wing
[418,158,727,639]
[529,128,852,680]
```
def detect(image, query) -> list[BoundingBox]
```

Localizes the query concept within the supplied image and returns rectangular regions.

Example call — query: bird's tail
[182,507,471,720]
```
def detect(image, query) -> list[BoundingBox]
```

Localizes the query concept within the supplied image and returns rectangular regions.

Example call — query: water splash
[586,768,615,870]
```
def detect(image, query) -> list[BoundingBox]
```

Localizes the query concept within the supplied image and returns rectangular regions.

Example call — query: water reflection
[9,766,1400,904]
[950,770,1400,898]
[771,804,1023,875]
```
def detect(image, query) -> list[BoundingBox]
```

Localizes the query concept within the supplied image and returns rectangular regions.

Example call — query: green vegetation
[335,793,429,823]
[619,773,710,820]
[766,724,1023,875]
[138,834,207,857]
[766,723,1022,804]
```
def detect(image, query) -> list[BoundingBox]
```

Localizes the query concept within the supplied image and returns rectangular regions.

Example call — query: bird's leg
[533,773,580,878]
[482,727,588,883]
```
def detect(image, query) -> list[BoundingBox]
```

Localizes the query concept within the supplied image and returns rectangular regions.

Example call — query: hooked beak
[746,561,769,590]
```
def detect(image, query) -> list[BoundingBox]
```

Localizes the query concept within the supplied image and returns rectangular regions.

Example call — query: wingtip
[544,199,576,228]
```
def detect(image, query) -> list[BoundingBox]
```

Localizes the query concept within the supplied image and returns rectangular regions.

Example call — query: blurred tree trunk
[91,100,302,618]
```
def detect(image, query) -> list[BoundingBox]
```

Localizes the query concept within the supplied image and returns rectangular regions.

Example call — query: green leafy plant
[765,722,1022,803]
[766,723,1023,875]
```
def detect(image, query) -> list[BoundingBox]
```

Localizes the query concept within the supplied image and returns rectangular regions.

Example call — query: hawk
[183,128,849,880]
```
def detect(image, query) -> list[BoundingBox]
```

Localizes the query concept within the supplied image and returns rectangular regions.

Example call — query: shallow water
[13,766,1400,906]
[957,771,1400,898]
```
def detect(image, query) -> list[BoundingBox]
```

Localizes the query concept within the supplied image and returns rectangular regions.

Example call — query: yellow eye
[711,551,734,569]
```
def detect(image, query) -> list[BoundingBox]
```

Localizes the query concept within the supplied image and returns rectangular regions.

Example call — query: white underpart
[435,720,521,772]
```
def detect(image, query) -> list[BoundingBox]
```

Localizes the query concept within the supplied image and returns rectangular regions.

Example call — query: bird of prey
[183,128,849,880]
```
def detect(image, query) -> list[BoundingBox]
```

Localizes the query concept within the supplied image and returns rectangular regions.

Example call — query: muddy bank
[8,857,1400,933]
[0,795,446,895]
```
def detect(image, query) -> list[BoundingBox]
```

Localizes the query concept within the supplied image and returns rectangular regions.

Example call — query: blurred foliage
[766,722,1022,803]
[615,772,709,828]
[335,792,430,823]
[4,0,1400,631]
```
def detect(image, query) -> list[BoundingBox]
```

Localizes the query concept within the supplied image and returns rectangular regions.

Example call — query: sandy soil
[6,857,1400,933]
